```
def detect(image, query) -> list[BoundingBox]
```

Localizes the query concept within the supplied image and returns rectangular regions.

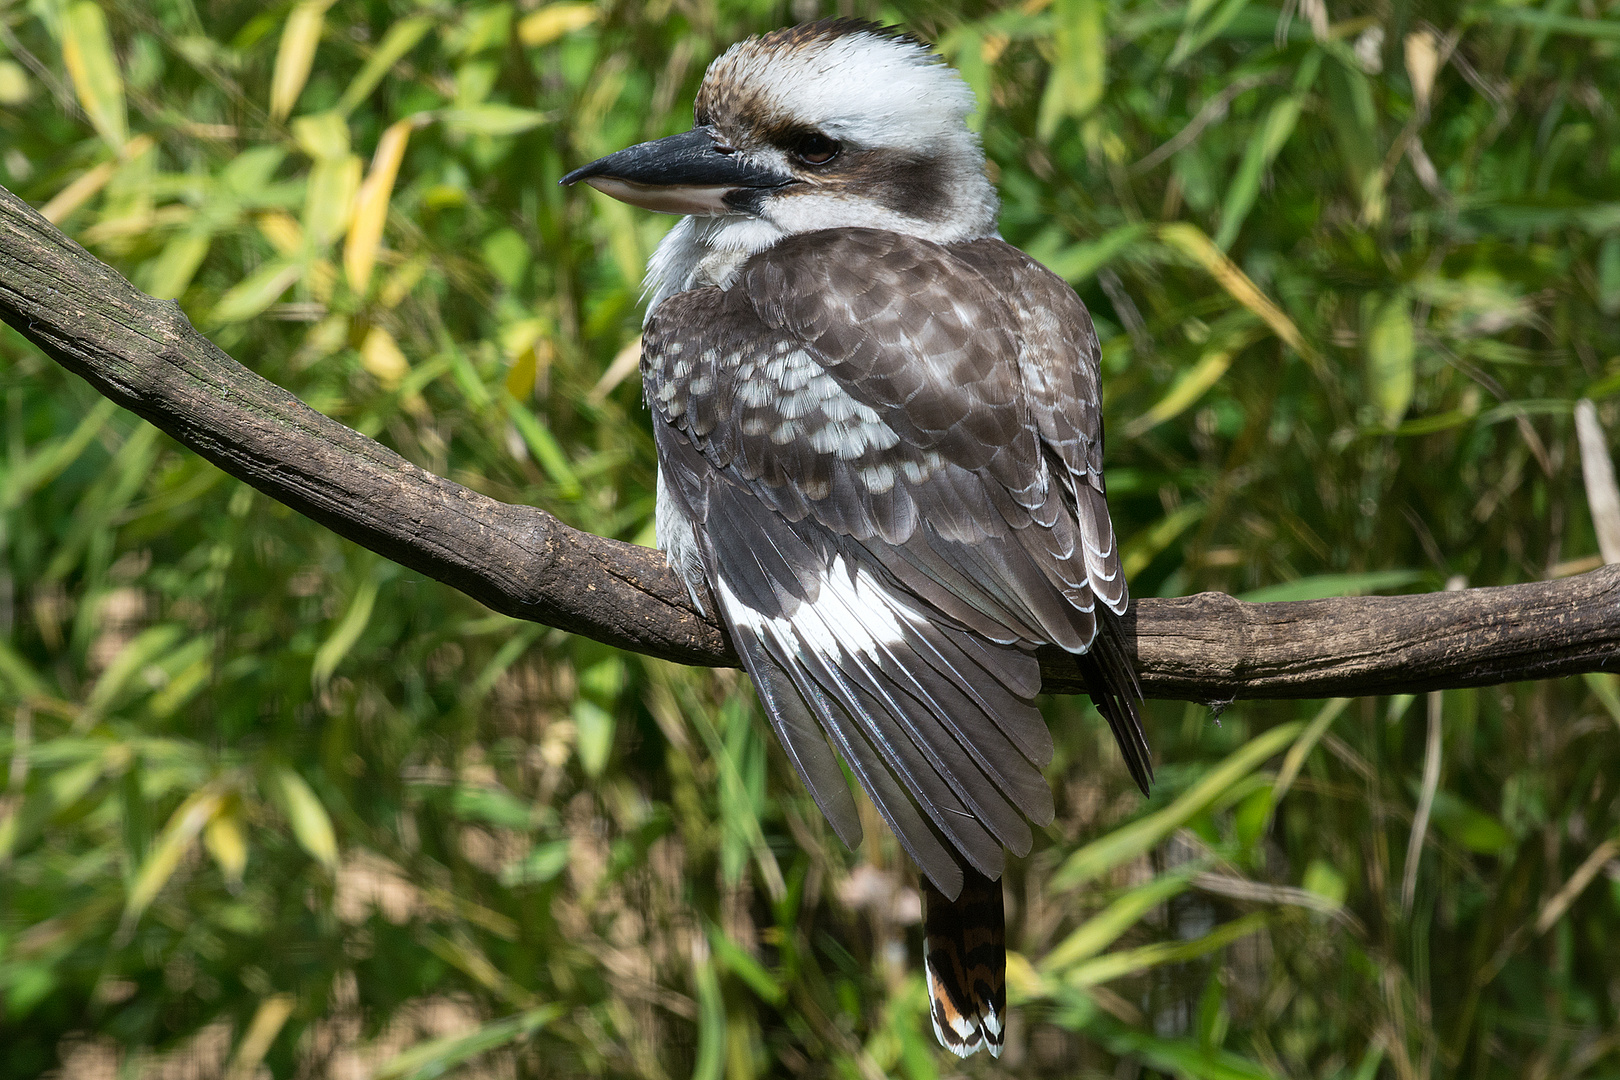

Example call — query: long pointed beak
[560,127,794,216]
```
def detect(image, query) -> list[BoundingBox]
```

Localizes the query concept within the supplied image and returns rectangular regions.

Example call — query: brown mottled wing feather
[924,866,1006,1058]
[951,239,1152,794]
[643,228,1150,904]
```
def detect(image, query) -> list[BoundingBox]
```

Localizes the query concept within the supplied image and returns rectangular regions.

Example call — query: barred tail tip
[926,954,1004,1058]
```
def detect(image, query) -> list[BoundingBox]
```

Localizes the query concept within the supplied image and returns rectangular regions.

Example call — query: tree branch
[4,184,1617,701]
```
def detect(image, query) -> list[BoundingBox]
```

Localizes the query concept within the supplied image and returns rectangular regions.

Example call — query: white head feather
[645,21,999,315]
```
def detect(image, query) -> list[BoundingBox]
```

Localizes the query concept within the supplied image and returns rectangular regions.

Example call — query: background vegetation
[3,0,1620,1076]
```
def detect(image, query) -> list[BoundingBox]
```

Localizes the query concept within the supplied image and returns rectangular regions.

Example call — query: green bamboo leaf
[1426,790,1513,856]
[1052,722,1303,890]
[706,923,786,1006]
[1166,0,1253,68]
[303,154,362,247]
[83,624,185,725]
[374,1006,561,1080]
[505,395,582,497]
[1065,911,1269,986]
[440,105,551,137]
[1271,697,1350,803]
[1482,8,1620,40]
[211,259,304,323]
[937,26,990,132]
[1365,292,1416,428]
[691,937,726,1080]
[1,398,118,510]
[1239,569,1423,603]
[1598,237,1620,317]
[142,229,212,300]
[1100,1022,1286,1080]
[44,421,161,583]
[311,576,378,686]
[336,16,434,116]
[1120,502,1206,578]
[1043,869,1201,975]
[572,699,614,778]
[274,767,338,870]
[499,839,571,886]
[1037,223,1151,285]
[0,638,48,698]
[1583,672,1620,732]
[1037,0,1105,140]
[1300,859,1347,906]
[61,1,127,149]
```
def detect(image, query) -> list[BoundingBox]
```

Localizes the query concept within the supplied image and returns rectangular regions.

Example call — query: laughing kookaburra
[562,19,1151,1059]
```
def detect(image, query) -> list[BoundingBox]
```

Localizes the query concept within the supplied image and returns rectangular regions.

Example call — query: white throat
[643,214,784,319]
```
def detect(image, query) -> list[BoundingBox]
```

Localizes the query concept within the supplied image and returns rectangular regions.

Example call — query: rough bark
[3,183,1617,701]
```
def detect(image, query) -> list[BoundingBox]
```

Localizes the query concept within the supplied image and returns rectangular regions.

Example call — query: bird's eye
[791,132,840,166]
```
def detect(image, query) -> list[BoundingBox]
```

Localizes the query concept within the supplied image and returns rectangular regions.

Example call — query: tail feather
[1076,608,1153,796]
[922,866,1005,1059]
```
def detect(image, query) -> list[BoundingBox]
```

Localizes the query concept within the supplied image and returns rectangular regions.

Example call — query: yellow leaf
[1004,951,1047,1003]
[344,118,414,293]
[358,326,411,389]
[1123,325,1262,438]
[586,337,642,404]
[505,345,538,401]
[40,134,154,224]
[256,210,305,256]
[0,59,32,106]
[61,1,127,149]
[124,786,227,928]
[1159,222,1320,367]
[517,3,599,47]
[203,801,248,885]
[291,111,350,160]
[1405,29,1439,115]
[224,995,296,1080]
[275,768,338,870]
[41,160,117,224]
[379,255,428,308]
[270,0,335,120]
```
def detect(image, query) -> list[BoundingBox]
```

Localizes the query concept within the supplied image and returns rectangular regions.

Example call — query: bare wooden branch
[4,183,1618,702]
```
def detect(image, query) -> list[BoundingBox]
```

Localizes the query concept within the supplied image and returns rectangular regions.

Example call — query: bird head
[561,19,998,245]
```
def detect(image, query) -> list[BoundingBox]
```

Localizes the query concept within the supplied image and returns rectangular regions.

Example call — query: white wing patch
[719,554,909,659]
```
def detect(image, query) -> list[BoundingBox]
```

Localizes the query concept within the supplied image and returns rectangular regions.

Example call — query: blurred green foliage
[3,0,1620,1076]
